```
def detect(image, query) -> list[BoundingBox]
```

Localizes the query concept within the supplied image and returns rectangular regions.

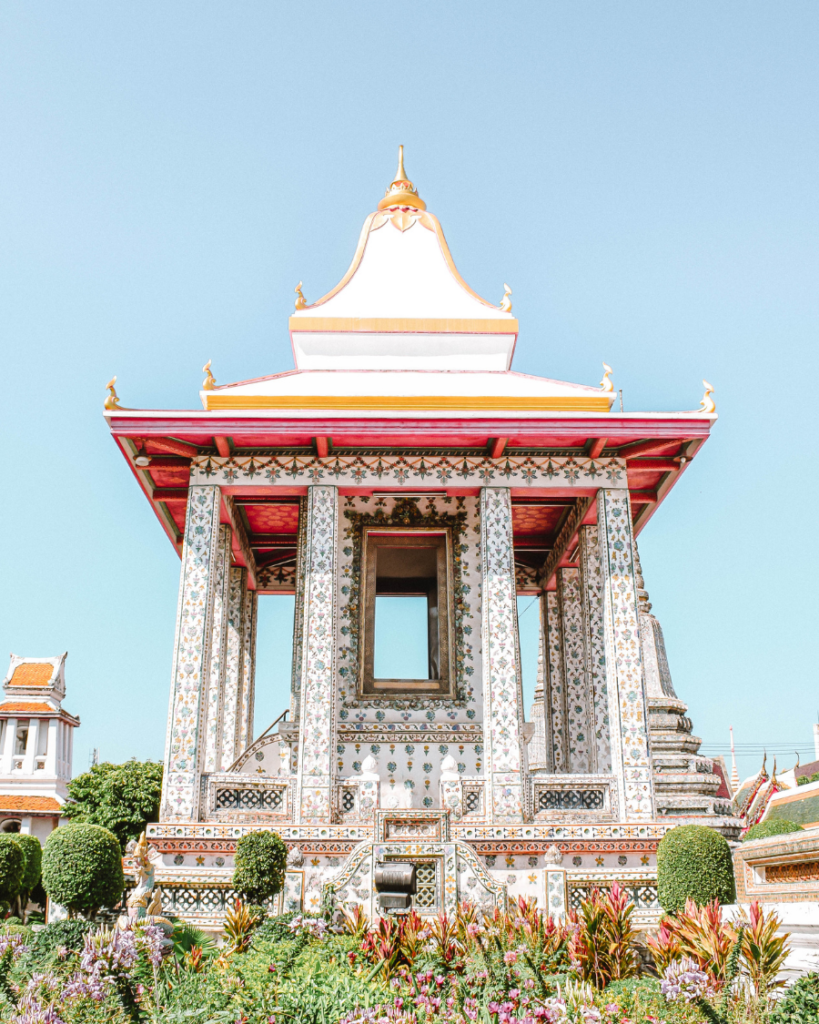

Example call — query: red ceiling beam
[213,436,231,457]
[146,456,192,468]
[586,437,607,459]
[627,457,680,471]
[146,437,199,458]
[630,491,659,505]
[487,437,508,458]
[153,488,189,502]
[314,436,331,458]
[615,438,682,459]
[221,495,257,591]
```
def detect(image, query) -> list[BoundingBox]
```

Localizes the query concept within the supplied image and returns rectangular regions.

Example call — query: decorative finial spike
[378,146,426,211]
[600,363,614,393]
[500,283,512,313]
[700,379,716,414]
[294,281,307,310]
[395,145,406,183]
[104,376,121,411]
[202,360,216,391]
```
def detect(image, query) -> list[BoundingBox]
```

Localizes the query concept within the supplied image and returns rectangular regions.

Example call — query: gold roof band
[289,317,519,334]
[205,394,613,412]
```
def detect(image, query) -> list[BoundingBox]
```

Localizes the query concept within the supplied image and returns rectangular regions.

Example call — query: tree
[0,836,24,912]
[41,823,123,919]
[657,824,736,913]
[232,831,287,908]
[9,834,42,921]
[64,760,163,852]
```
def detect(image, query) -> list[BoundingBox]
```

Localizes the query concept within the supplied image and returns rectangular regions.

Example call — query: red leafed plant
[568,881,639,989]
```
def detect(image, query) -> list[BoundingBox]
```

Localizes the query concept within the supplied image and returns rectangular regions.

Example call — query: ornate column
[161,484,223,821]
[203,525,231,773]
[289,496,308,723]
[596,489,655,820]
[295,485,338,823]
[579,525,612,773]
[219,566,256,769]
[543,592,567,772]
[480,487,526,822]
[527,613,550,770]
[237,586,257,754]
[556,567,595,773]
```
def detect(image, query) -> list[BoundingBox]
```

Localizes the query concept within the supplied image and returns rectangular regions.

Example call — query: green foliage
[232,829,287,905]
[742,819,804,841]
[170,920,216,958]
[253,911,298,944]
[64,759,163,852]
[568,881,639,988]
[770,970,819,1023]
[0,835,24,908]
[797,771,819,786]
[41,823,124,918]
[30,917,94,960]
[10,833,42,895]
[657,824,736,913]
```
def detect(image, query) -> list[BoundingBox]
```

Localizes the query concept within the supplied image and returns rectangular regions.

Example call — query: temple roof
[289,148,518,371]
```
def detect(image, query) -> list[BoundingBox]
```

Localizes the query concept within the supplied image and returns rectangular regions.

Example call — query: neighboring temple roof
[0,795,63,814]
[763,779,819,829]
[3,654,66,704]
[288,148,518,371]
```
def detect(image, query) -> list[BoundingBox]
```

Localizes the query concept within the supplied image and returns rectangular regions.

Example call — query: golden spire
[378,145,426,211]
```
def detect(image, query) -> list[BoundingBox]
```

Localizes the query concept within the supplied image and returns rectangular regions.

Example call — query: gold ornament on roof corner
[700,380,716,414]
[377,145,426,212]
[104,376,122,410]
[599,363,614,393]
[294,282,307,310]
[499,284,512,313]
[202,360,216,391]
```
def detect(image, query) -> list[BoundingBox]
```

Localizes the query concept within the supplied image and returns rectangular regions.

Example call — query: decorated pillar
[289,496,308,723]
[219,566,256,769]
[579,525,613,772]
[480,487,526,822]
[295,485,338,823]
[237,586,257,754]
[543,592,567,772]
[203,525,231,773]
[596,489,655,820]
[556,567,595,774]
[527,607,550,770]
[160,484,222,822]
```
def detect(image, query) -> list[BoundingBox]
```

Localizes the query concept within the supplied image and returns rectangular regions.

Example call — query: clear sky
[1,2,817,783]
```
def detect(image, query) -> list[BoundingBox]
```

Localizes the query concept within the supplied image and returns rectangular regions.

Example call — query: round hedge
[742,819,804,843]
[42,823,123,918]
[11,834,42,895]
[232,830,287,905]
[0,836,24,908]
[657,824,736,913]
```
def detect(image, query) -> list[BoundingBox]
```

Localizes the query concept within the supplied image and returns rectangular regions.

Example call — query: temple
[105,149,738,928]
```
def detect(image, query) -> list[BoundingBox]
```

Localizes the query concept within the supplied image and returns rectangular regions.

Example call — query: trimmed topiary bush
[41,823,123,919]
[0,835,25,910]
[742,819,804,842]
[10,834,42,896]
[657,824,735,913]
[232,830,287,907]
[30,918,94,961]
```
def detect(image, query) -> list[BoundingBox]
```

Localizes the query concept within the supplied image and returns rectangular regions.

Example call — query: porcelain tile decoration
[579,526,612,773]
[557,568,594,775]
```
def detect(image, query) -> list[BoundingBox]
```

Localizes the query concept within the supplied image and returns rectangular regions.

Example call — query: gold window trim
[359,527,455,698]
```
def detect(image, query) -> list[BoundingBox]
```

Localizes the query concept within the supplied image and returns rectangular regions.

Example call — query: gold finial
[499,283,512,313]
[700,379,716,414]
[202,360,216,391]
[294,281,307,310]
[104,376,121,410]
[378,145,426,211]
[600,363,614,393]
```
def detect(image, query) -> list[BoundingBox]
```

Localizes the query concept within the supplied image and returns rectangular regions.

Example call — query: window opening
[361,531,453,697]
[412,862,438,910]
[14,724,28,757]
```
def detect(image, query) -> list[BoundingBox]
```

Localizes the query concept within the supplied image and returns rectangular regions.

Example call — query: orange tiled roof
[9,664,53,688]
[0,702,55,714]
[0,795,61,812]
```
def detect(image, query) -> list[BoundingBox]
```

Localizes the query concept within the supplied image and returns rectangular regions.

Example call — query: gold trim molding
[205,394,612,412]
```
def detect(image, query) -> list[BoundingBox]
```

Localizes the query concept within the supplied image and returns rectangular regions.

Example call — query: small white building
[0,654,79,841]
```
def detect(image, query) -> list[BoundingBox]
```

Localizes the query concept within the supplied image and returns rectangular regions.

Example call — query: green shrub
[10,834,42,897]
[657,824,736,913]
[770,970,819,1023]
[798,771,819,786]
[30,918,94,960]
[742,819,803,842]
[64,759,163,852]
[232,830,287,906]
[41,823,123,918]
[0,835,25,909]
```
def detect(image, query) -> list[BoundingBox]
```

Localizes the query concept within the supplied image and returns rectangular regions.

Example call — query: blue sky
[1,2,817,783]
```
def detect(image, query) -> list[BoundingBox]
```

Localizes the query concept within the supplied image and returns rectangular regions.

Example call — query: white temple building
[104,149,736,927]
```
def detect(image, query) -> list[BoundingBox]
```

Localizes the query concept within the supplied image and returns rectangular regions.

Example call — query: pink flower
[503,951,518,965]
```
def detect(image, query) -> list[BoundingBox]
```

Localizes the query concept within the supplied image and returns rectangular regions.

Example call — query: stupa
[105,149,737,929]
